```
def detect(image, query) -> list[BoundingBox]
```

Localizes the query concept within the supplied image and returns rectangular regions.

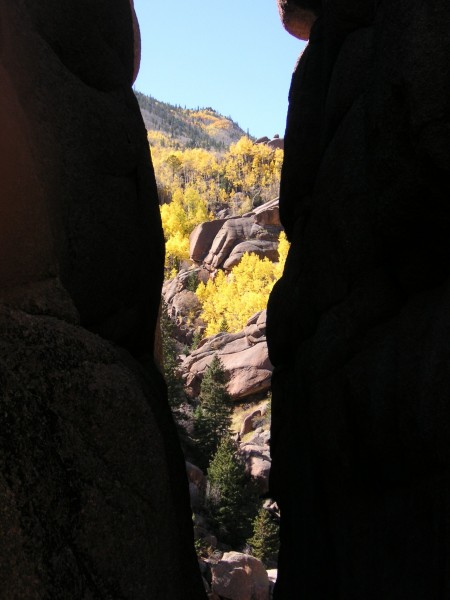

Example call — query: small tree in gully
[207,434,258,547]
[160,301,185,408]
[247,506,280,567]
[194,354,233,467]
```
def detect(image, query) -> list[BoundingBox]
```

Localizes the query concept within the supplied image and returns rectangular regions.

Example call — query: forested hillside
[135,90,248,150]
[142,90,284,592]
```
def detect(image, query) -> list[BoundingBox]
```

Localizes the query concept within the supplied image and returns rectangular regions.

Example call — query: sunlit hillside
[135,90,248,150]
[141,90,285,573]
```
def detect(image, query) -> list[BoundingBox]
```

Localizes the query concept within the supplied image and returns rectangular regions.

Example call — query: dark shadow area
[269,0,450,598]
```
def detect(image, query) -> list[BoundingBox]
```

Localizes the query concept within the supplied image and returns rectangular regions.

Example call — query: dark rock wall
[268,1,450,598]
[0,1,205,598]
[5,0,163,357]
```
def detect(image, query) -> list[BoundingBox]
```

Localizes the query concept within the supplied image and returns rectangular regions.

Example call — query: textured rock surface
[267,136,284,151]
[235,402,271,492]
[182,311,272,400]
[240,435,271,494]
[276,0,319,41]
[162,269,205,344]
[269,1,450,598]
[199,200,282,272]
[0,0,163,359]
[0,307,197,598]
[240,409,262,437]
[223,240,279,271]
[186,462,206,509]
[211,552,269,600]
[190,220,228,263]
[0,1,205,598]
[204,217,256,270]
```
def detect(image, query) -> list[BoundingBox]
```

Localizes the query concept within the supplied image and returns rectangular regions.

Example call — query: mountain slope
[134,90,249,151]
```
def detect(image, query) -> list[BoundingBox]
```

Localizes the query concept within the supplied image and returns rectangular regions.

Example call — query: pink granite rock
[196,200,282,272]
[211,552,269,600]
[190,220,228,264]
[181,311,272,400]
[240,410,262,437]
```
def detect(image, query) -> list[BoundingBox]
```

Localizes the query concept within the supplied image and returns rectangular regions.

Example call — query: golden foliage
[150,134,282,212]
[196,232,290,336]
[160,187,211,271]
[151,134,284,279]
[273,231,289,281]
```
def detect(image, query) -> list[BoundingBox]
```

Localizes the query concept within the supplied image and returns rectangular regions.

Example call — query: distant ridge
[134,90,250,151]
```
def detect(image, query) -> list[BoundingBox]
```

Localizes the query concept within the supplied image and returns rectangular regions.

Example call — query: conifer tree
[207,435,258,547]
[194,354,232,466]
[160,301,185,408]
[247,506,280,567]
[218,316,229,333]
[190,329,202,352]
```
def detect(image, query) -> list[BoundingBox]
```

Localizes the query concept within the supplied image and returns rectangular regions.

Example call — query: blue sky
[133,0,306,139]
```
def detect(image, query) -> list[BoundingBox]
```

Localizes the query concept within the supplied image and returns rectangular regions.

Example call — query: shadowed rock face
[269,1,450,598]
[0,1,205,598]
[1,0,162,358]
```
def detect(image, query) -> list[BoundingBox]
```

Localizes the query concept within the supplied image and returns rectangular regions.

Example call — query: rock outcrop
[0,307,196,598]
[269,1,450,599]
[186,461,206,509]
[190,220,228,264]
[191,200,282,272]
[276,0,319,41]
[240,409,263,437]
[210,552,270,600]
[256,135,285,151]
[162,268,206,344]
[0,2,205,598]
[236,402,271,493]
[182,311,272,400]
[223,239,279,271]
[267,135,284,151]
[240,430,271,494]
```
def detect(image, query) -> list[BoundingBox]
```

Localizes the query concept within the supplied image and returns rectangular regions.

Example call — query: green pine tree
[194,354,233,466]
[247,506,280,567]
[160,301,185,408]
[190,329,203,351]
[218,316,229,333]
[207,435,259,547]
[185,270,199,293]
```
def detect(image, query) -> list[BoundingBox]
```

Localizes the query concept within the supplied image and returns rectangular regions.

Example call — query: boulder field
[269,0,450,598]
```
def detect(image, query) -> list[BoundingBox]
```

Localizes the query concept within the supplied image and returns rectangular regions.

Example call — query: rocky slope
[188,401,275,597]
[135,90,248,150]
[162,197,282,349]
